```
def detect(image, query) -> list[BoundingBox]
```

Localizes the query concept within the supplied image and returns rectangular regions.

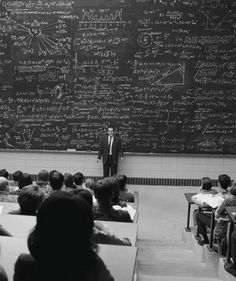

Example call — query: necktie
[109,136,112,154]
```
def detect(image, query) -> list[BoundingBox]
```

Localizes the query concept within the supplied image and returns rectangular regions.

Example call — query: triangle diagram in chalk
[151,65,185,86]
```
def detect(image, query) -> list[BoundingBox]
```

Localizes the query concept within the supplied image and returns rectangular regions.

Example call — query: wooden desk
[0,237,137,281]
[0,215,138,246]
[225,206,236,263]
[0,202,19,214]
[184,193,197,232]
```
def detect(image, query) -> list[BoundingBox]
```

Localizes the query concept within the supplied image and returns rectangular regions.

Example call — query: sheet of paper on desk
[113,205,136,220]
[0,206,3,214]
[191,194,225,209]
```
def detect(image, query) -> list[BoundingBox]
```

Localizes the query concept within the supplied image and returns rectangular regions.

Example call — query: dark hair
[28,191,95,276]
[49,170,64,191]
[201,177,213,190]
[72,189,93,208]
[17,184,44,215]
[64,173,75,189]
[73,172,84,186]
[115,174,128,191]
[37,170,49,182]
[94,178,114,202]
[218,174,231,190]
[13,170,23,182]
[0,169,9,179]
[18,173,33,190]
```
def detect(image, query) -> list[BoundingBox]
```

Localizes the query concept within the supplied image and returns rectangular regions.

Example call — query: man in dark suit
[97,126,124,177]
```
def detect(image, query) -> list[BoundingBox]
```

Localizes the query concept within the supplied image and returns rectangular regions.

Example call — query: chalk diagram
[37,84,67,99]
[73,52,100,75]
[137,33,153,48]
[78,8,130,29]
[150,64,185,86]
[148,109,170,135]
[202,10,231,31]
[14,122,35,149]
[14,19,59,53]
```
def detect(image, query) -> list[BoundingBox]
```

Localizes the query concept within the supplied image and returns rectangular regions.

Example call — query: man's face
[107,127,114,137]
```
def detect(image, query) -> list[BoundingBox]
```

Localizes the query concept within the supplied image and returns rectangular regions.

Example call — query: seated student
[0,176,18,203]
[214,181,236,255]
[9,170,23,194]
[73,172,85,189]
[224,229,236,277]
[72,189,131,246]
[0,264,8,281]
[84,177,97,206]
[9,184,44,216]
[0,169,9,179]
[107,177,126,208]
[196,174,231,246]
[62,173,77,192]
[49,170,64,193]
[36,170,52,198]
[11,173,33,196]
[14,191,114,281]
[116,174,134,203]
[93,178,132,223]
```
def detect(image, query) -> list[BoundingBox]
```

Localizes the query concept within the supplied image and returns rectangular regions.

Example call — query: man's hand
[97,158,101,163]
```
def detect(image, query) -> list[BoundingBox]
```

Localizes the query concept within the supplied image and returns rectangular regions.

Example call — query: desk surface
[0,237,137,281]
[0,202,19,214]
[184,193,197,204]
[0,214,138,246]
[225,206,236,223]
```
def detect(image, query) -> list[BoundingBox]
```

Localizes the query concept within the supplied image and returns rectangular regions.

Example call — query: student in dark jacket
[116,174,134,203]
[93,178,132,223]
[14,191,114,281]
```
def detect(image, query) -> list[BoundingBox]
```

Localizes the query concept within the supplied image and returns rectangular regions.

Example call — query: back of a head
[201,177,213,191]
[18,184,44,215]
[85,178,96,190]
[218,174,231,190]
[28,191,94,265]
[230,182,236,196]
[37,170,49,182]
[116,174,127,191]
[94,178,114,202]
[64,173,74,188]
[13,170,23,182]
[73,172,84,186]
[0,169,9,179]
[72,189,93,208]
[49,170,64,191]
[0,177,9,192]
[18,173,33,190]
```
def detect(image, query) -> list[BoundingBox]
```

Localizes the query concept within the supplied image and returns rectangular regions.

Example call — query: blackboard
[0,0,236,154]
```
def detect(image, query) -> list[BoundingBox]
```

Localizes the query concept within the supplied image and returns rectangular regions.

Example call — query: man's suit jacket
[97,135,123,164]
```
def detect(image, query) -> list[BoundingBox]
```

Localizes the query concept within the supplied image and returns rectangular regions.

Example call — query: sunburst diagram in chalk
[14,19,59,54]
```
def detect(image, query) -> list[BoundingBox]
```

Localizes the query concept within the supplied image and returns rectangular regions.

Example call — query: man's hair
[201,177,213,190]
[17,184,44,215]
[0,177,9,192]
[73,172,84,186]
[18,173,33,190]
[218,174,231,190]
[13,170,23,182]
[0,169,9,179]
[94,178,114,202]
[84,178,96,190]
[115,174,128,191]
[64,173,75,188]
[37,170,49,182]
[49,170,64,191]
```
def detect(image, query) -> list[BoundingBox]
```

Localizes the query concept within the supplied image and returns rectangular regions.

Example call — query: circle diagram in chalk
[137,32,153,48]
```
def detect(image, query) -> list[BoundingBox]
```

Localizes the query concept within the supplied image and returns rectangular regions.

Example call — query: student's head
[218,174,231,190]
[13,170,23,182]
[28,191,94,267]
[229,182,236,196]
[72,189,93,208]
[84,178,96,191]
[64,173,75,188]
[201,177,213,191]
[107,126,114,137]
[73,172,84,186]
[105,177,120,203]
[37,170,49,182]
[94,178,114,203]
[49,170,64,191]
[0,177,9,192]
[17,184,44,215]
[18,173,33,190]
[0,169,9,179]
[115,174,128,191]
